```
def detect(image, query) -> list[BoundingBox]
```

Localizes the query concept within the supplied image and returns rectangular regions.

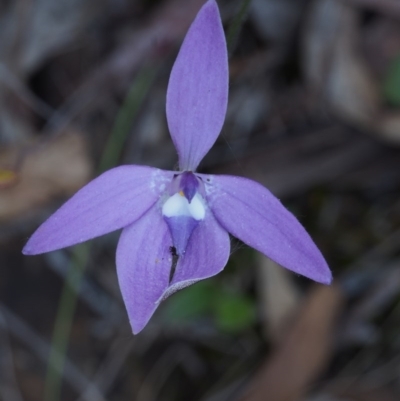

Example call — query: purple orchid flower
[23,0,331,334]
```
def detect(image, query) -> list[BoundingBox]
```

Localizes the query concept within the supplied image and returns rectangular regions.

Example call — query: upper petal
[204,174,332,284]
[161,210,230,301]
[116,205,173,334]
[166,0,228,171]
[23,166,172,254]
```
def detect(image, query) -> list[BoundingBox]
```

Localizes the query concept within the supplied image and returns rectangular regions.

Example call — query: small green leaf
[215,292,256,332]
[163,281,216,322]
[383,55,400,106]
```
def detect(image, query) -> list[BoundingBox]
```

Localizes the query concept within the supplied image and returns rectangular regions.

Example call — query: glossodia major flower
[23,0,332,333]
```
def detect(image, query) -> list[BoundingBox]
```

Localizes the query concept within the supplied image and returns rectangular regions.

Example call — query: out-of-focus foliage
[1,0,400,400]
[163,279,256,332]
[383,55,400,106]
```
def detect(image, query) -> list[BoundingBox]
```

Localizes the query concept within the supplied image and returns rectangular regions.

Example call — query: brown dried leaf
[0,132,92,221]
[257,255,300,342]
[304,0,379,124]
[325,381,400,401]
[303,0,400,144]
[240,285,344,401]
[0,0,106,76]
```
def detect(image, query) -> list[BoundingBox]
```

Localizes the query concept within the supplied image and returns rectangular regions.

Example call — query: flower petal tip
[22,231,64,255]
[131,321,146,335]
[22,246,33,256]
[205,0,218,10]
[22,239,42,256]
[166,0,228,170]
[129,302,161,335]
[319,271,333,286]
[306,263,332,285]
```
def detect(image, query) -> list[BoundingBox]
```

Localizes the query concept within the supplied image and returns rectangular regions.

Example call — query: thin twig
[76,337,135,401]
[46,251,124,322]
[347,0,400,18]
[0,304,106,401]
[0,310,25,401]
[0,63,54,119]
[136,344,206,401]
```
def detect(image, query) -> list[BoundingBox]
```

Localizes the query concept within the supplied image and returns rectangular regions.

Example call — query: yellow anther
[179,190,184,196]
[0,168,18,189]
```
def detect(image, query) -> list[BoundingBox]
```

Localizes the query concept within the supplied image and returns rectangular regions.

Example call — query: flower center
[162,192,205,220]
[162,172,205,256]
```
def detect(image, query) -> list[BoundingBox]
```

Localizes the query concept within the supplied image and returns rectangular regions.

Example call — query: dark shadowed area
[1,0,400,400]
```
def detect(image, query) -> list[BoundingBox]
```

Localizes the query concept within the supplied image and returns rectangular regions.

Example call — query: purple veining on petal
[116,205,173,334]
[164,215,199,256]
[23,166,173,255]
[179,171,199,202]
[203,174,332,284]
[166,0,228,171]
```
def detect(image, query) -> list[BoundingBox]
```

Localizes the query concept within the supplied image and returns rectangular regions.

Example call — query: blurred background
[1,0,400,400]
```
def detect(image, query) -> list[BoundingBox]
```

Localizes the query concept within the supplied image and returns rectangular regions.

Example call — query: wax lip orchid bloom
[23,0,332,333]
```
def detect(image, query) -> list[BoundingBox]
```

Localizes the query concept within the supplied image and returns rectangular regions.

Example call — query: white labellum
[162,193,205,221]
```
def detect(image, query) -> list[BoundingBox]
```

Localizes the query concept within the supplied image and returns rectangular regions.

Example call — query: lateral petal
[116,206,173,334]
[204,174,332,284]
[166,0,228,171]
[23,166,172,254]
[161,211,230,301]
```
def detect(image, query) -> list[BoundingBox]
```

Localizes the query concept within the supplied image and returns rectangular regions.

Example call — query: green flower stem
[99,67,158,173]
[226,0,252,56]
[44,244,89,401]
[43,66,158,401]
